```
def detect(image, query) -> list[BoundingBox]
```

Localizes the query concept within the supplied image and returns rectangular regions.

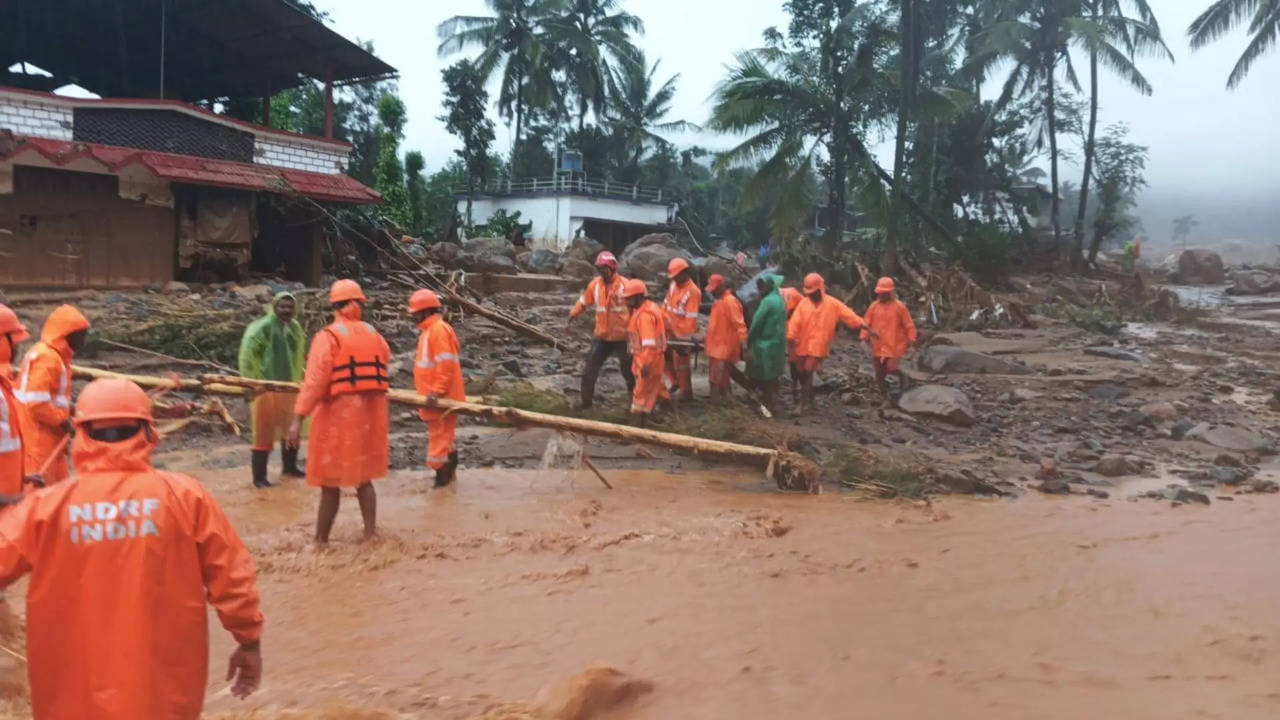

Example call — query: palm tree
[1188,0,1280,88]
[1072,0,1170,270]
[437,0,565,150]
[606,51,697,177]
[546,0,644,132]
[1172,214,1199,247]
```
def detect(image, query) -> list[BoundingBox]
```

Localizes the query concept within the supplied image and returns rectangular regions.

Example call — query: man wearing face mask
[287,280,389,544]
[15,305,90,485]
[0,377,265,719]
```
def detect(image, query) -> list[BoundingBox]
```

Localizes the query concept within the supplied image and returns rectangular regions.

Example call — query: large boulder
[428,241,463,266]
[565,236,606,263]
[620,237,682,283]
[558,257,598,280]
[1226,269,1280,296]
[1185,424,1272,452]
[1174,249,1226,285]
[522,248,564,274]
[461,236,518,260]
[453,251,519,274]
[898,385,976,427]
[917,346,1032,375]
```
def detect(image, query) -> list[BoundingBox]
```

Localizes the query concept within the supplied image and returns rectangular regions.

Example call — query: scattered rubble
[897,385,976,427]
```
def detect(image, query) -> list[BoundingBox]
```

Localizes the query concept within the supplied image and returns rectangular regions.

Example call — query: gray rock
[1185,424,1271,452]
[1084,346,1143,362]
[564,236,605,263]
[1089,383,1127,401]
[620,238,682,283]
[1166,487,1211,505]
[898,385,976,427]
[1093,454,1133,477]
[1034,478,1071,495]
[163,281,191,293]
[1174,249,1226,285]
[1004,388,1043,403]
[918,346,1032,375]
[1213,452,1244,468]
[558,257,598,280]
[1036,457,1060,480]
[1170,418,1197,440]
[453,252,519,274]
[1209,466,1246,485]
[1139,402,1178,422]
[428,241,463,265]
[1226,269,1280,296]
[461,236,518,260]
[1085,488,1111,499]
[500,359,524,377]
[524,248,563,274]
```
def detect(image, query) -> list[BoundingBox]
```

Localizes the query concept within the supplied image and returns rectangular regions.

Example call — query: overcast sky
[320,0,1278,243]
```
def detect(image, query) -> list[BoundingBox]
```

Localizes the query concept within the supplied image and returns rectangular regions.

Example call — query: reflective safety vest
[663,280,700,338]
[628,300,668,356]
[0,381,21,455]
[15,344,71,410]
[324,321,390,396]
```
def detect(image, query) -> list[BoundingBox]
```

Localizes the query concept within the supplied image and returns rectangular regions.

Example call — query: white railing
[460,176,666,203]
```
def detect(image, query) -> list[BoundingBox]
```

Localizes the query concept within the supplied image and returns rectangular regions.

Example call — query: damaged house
[0,0,393,288]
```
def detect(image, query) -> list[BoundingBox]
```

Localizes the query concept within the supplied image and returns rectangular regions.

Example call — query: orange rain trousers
[414,314,466,469]
[294,305,389,488]
[250,391,298,451]
[0,427,264,720]
[861,298,917,360]
[16,305,88,485]
[628,301,668,415]
[570,274,631,341]
[705,292,747,363]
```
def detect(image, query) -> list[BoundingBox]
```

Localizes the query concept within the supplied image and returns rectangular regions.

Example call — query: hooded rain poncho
[238,293,307,450]
[747,275,787,381]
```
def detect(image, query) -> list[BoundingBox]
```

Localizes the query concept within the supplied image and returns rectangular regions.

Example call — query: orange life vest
[324,321,390,396]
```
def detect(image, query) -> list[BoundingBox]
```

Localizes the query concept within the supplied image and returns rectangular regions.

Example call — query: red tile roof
[3,137,380,204]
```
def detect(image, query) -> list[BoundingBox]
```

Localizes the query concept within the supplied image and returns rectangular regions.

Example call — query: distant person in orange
[0,306,32,501]
[779,285,805,401]
[786,273,876,413]
[625,279,668,426]
[0,377,264,719]
[410,289,465,488]
[15,305,90,485]
[288,280,390,543]
[662,257,700,402]
[861,277,917,405]
[568,251,634,409]
[704,274,747,402]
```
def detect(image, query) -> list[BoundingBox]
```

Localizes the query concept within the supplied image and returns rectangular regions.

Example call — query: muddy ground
[0,271,1277,718]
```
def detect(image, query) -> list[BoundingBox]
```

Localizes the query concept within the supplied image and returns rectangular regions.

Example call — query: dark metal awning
[0,0,397,100]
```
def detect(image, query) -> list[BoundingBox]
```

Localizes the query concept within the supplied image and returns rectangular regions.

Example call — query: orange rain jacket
[786,283,868,359]
[414,313,465,469]
[780,287,804,316]
[628,300,668,414]
[862,298,917,359]
[0,372,24,496]
[16,305,89,485]
[0,425,264,720]
[294,304,390,487]
[570,274,631,341]
[663,279,701,339]
[705,292,748,363]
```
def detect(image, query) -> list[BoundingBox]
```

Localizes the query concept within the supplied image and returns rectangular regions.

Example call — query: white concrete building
[456,177,676,251]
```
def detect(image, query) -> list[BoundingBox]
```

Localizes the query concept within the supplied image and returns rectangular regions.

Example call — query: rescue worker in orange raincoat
[568,251,634,409]
[410,289,465,487]
[662,257,701,402]
[786,273,877,414]
[704,274,747,402]
[778,286,805,401]
[16,305,90,485]
[861,277,918,405]
[287,280,390,543]
[0,305,33,501]
[0,377,264,720]
[625,279,668,426]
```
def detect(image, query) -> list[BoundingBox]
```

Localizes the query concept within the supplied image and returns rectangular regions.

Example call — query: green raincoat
[238,292,306,382]
[747,275,787,381]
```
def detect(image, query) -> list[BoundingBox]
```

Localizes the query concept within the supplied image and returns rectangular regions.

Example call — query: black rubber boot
[251,449,272,488]
[281,443,305,478]
[434,451,459,488]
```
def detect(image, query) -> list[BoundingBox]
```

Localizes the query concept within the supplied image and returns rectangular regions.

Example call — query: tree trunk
[885,0,913,277]
[1073,15,1099,270]
[825,139,847,259]
[1046,68,1063,255]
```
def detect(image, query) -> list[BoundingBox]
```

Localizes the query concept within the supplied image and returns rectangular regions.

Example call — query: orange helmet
[803,272,825,294]
[622,279,648,298]
[0,305,29,343]
[407,289,442,313]
[329,279,367,305]
[74,378,153,427]
[704,274,725,294]
[595,251,618,268]
[667,257,691,278]
[875,277,895,294]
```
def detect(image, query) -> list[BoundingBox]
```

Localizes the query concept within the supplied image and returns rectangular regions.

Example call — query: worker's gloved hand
[23,474,44,489]
[864,327,881,341]
[425,393,439,405]
[227,641,262,700]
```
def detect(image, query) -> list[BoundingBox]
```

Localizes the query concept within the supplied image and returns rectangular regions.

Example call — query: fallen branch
[97,338,235,373]
[580,455,613,489]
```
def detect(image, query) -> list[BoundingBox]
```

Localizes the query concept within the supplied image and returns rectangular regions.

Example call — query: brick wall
[0,96,73,141]
[254,137,348,174]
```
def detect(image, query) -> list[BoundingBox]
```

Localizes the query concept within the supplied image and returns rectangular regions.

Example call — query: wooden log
[198,374,777,466]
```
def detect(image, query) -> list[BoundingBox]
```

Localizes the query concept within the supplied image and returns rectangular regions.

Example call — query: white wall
[457,194,671,250]
[0,94,73,141]
[253,136,348,174]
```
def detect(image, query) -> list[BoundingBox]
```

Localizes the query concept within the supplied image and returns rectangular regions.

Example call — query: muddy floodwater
[3,451,1271,719]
